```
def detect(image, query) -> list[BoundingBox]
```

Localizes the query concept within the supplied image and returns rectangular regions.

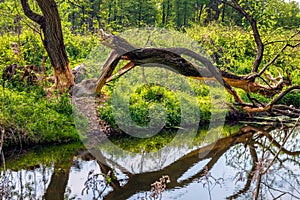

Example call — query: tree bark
[21,0,74,92]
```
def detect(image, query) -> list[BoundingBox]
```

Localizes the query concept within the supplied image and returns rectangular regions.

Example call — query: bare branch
[257,44,288,77]
[227,143,258,200]
[261,182,300,199]
[95,51,121,93]
[244,85,300,114]
[258,42,300,77]
[268,85,300,107]
[105,62,135,83]
[265,39,300,45]
[265,30,300,46]
[67,0,84,9]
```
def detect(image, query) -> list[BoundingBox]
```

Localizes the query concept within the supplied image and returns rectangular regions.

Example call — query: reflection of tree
[44,157,73,200]
[226,120,300,199]
[0,170,14,199]
[0,166,53,199]
[103,126,255,199]
[101,122,300,200]
[76,150,122,199]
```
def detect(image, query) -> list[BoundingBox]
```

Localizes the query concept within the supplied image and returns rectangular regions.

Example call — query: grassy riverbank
[0,25,300,148]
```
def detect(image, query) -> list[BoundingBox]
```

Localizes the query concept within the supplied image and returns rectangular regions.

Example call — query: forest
[0,0,300,199]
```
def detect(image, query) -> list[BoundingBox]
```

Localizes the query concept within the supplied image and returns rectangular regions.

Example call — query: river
[0,123,299,200]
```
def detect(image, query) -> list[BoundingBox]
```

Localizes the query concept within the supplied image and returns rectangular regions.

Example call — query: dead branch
[224,0,299,87]
[258,44,289,77]
[260,131,300,156]
[105,62,135,83]
[95,51,121,93]
[268,85,300,107]
[260,117,300,175]
[243,85,300,114]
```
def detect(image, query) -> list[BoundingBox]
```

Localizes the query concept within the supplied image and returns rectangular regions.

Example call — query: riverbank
[1,78,300,151]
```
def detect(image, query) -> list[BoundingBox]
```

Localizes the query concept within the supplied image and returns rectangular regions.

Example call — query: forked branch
[20,0,45,25]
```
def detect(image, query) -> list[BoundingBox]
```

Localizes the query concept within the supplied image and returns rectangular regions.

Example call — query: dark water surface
[1,124,300,200]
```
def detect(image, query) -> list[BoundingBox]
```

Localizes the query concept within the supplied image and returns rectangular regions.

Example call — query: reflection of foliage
[106,125,240,154]
[150,175,170,200]
[136,175,171,200]
[0,171,15,199]
[5,142,83,171]
[198,166,224,200]
[110,130,177,153]
[0,167,53,200]
[81,170,111,200]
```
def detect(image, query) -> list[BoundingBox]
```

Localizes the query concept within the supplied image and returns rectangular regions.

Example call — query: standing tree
[21,0,74,92]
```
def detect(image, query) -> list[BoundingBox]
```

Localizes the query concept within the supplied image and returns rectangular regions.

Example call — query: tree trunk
[165,0,171,24]
[21,0,74,92]
[162,1,166,25]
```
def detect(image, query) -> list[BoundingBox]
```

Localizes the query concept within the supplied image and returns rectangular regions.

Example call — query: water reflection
[0,123,300,199]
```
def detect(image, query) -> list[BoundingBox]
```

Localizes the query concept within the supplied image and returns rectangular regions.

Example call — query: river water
[1,124,299,200]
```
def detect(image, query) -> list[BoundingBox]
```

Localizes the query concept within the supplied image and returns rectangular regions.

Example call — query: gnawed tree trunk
[21,0,74,92]
[94,29,299,118]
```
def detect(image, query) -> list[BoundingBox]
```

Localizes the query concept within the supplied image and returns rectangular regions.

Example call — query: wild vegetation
[0,0,299,148]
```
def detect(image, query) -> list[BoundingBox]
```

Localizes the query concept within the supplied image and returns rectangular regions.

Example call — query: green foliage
[99,84,182,128]
[63,29,99,66]
[237,0,300,29]
[187,24,300,82]
[58,0,300,31]
[98,73,229,129]
[187,24,257,73]
[20,30,44,66]
[0,88,79,146]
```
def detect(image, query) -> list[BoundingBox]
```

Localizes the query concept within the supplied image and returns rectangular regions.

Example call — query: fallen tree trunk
[94,30,299,117]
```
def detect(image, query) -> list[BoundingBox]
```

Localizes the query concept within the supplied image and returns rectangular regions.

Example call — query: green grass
[0,88,80,147]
